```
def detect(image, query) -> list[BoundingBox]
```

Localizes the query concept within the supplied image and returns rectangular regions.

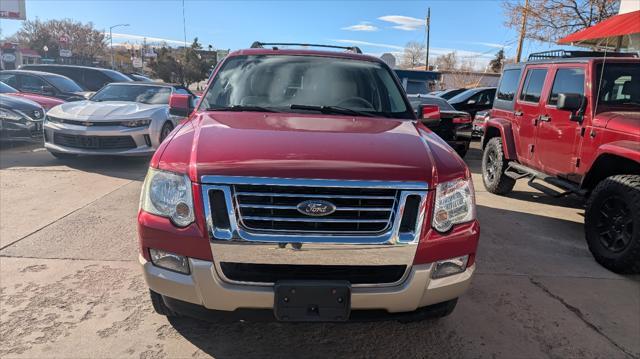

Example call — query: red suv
[137,43,480,322]
[482,51,639,273]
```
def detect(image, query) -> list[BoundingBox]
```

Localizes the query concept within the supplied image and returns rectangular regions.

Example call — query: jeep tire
[585,175,640,274]
[149,290,177,317]
[482,137,515,195]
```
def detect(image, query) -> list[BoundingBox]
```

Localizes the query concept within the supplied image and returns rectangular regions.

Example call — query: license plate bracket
[274,280,351,322]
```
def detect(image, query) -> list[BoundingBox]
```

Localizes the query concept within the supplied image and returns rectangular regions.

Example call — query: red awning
[558,10,640,47]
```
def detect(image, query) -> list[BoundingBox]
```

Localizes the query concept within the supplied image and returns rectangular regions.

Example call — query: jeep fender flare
[581,140,640,191]
[482,117,517,160]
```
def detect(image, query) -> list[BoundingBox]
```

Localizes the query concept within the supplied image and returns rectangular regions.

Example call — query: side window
[0,74,18,87]
[548,68,584,106]
[20,75,46,93]
[496,69,521,101]
[519,68,547,103]
[84,71,109,91]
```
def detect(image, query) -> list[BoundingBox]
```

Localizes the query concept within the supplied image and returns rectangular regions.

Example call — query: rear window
[496,69,521,101]
[595,63,639,112]
[519,69,547,103]
[409,96,456,112]
[548,68,584,106]
[44,75,83,93]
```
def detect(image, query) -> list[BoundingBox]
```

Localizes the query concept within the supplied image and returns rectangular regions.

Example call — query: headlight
[140,168,195,227]
[432,178,475,233]
[0,108,23,121]
[124,119,152,127]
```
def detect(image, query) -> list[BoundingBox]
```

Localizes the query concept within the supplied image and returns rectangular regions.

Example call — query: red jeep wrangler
[137,43,480,322]
[482,51,639,273]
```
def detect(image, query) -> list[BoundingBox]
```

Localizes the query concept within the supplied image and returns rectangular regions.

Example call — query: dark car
[124,73,155,82]
[409,94,472,157]
[436,88,467,100]
[19,64,132,91]
[0,70,87,102]
[0,94,45,142]
[448,87,496,118]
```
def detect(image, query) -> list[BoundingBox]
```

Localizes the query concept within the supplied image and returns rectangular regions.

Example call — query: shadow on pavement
[0,141,150,181]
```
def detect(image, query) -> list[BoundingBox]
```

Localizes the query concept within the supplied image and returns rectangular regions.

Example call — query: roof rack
[528,49,637,61]
[250,41,363,54]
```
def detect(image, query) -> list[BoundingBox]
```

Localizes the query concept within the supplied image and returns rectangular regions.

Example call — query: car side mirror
[419,104,441,128]
[40,85,55,96]
[169,94,193,117]
[557,93,584,121]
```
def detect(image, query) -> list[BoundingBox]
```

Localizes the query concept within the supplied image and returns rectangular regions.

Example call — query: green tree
[182,37,213,87]
[489,49,505,73]
[148,47,180,83]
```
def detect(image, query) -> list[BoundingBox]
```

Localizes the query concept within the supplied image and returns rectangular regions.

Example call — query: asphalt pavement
[1,141,638,359]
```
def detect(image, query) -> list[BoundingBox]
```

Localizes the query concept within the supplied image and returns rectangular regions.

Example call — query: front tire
[149,290,177,317]
[159,122,174,143]
[481,137,515,195]
[585,175,640,274]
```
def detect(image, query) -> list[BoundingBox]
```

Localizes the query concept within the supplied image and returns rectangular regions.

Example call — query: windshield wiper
[206,105,280,113]
[289,104,374,117]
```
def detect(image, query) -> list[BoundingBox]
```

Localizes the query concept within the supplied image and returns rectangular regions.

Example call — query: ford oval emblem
[296,199,336,217]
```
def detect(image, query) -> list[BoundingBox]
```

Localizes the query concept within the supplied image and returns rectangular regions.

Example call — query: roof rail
[250,42,363,54]
[528,49,637,61]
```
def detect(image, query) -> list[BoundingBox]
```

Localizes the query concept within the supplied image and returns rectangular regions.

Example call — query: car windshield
[448,89,478,103]
[44,75,83,93]
[409,96,457,112]
[0,81,18,93]
[595,62,640,112]
[91,84,171,104]
[200,55,411,119]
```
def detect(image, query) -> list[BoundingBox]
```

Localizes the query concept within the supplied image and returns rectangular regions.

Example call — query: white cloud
[378,15,425,31]
[332,39,404,50]
[108,32,185,45]
[341,22,378,32]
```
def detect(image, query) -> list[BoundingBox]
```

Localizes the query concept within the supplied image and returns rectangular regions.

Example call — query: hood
[0,94,41,111]
[8,93,65,110]
[592,111,640,133]
[49,100,166,120]
[161,112,437,183]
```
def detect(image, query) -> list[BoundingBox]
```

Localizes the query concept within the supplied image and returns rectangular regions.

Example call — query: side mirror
[419,104,441,127]
[169,94,193,117]
[557,93,583,112]
[40,85,55,96]
[557,93,584,121]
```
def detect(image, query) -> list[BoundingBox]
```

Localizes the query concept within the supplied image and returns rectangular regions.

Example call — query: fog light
[149,249,190,274]
[431,255,468,279]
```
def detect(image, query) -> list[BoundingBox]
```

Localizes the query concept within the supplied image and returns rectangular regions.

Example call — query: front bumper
[43,122,157,156]
[141,254,475,314]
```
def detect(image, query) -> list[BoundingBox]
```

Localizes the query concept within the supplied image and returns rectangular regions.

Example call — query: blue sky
[0,0,561,67]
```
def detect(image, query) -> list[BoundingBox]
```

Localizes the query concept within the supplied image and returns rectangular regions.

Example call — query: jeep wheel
[149,290,177,317]
[482,137,515,195]
[585,175,640,274]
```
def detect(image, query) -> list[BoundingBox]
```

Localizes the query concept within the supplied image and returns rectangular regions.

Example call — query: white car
[44,82,195,158]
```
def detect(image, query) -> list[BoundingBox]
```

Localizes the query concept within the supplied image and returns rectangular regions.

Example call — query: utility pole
[425,7,430,71]
[515,0,529,63]
[109,23,129,69]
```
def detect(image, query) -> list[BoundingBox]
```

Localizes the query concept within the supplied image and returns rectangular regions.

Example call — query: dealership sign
[0,0,26,20]
[59,49,72,58]
[1,53,17,63]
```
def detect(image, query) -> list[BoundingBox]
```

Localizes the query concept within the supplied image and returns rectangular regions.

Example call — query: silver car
[44,83,194,158]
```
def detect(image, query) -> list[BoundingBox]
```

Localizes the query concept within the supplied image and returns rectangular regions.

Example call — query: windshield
[91,84,171,104]
[448,89,478,103]
[45,75,83,93]
[595,62,640,112]
[200,55,411,119]
[0,81,18,93]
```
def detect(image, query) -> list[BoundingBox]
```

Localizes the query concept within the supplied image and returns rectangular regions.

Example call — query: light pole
[109,23,129,69]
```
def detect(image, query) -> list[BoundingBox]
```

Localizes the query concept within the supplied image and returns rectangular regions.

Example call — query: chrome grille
[233,184,398,234]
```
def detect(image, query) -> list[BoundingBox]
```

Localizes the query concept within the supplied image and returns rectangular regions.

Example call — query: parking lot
[0,141,638,359]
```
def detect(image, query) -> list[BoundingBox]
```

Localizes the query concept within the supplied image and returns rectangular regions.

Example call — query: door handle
[538,115,551,122]
[514,110,523,117]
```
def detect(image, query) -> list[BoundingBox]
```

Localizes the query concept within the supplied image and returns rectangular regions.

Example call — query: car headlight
[0,108,24,122]
[140,168,195,227]
[432,178,475,233]
[124,119,151,127]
